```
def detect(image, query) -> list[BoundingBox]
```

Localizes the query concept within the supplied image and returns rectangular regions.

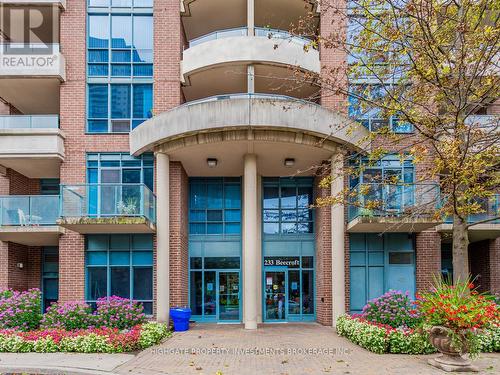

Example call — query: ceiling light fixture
[284,158,295,167]
[207,158,218,168]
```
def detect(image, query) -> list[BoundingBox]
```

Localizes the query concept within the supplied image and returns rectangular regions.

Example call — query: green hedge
[336,315,500,354]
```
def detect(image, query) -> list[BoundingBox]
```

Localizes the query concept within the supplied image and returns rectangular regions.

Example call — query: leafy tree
[292,0,500,284]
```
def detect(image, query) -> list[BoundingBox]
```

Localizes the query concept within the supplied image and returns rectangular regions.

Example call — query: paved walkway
[114,323,499,375]
[0,324,498,375]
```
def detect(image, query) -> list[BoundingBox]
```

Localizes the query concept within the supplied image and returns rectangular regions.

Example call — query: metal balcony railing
[348,183,441,221]
[0,115,59,129]
[188,27,313,48]
[0,195,59,226]
[60,184,156,223]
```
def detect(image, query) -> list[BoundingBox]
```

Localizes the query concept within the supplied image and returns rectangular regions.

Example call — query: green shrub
[139,321,171,349]
[336,314,499,355]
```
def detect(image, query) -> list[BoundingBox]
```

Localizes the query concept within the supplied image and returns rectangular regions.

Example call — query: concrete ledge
[58,217,156,234]
[0,225,64,246]
[130,96,369,155]
[436,223,500,242]
[347,216,441,233]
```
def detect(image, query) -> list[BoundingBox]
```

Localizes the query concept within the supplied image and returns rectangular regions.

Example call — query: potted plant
[417,278,499,372]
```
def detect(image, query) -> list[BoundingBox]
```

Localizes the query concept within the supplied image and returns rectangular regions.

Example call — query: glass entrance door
[218,272,240,321]
[264,270,286,321]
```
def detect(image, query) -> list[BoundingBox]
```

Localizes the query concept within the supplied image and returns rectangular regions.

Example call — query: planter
[428,326,478,372]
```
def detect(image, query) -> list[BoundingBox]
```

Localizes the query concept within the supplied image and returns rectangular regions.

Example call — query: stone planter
[427,326,478,372]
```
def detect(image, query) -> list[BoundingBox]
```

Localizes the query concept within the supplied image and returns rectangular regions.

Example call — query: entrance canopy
[130,95,369,176]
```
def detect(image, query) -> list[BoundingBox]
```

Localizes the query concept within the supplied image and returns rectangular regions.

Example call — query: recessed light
[207,158,218,168]
[284,158,295,167]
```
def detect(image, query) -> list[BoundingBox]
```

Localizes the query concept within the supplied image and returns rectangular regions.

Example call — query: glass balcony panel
[0,115,59,129]
[348,183,440,221]
[0,196,59,226]
[60,184,155,223]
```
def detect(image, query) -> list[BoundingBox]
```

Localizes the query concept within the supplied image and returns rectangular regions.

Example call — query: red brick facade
[168,162,189,308]
[415,231,442,292]
[314,174,332,326]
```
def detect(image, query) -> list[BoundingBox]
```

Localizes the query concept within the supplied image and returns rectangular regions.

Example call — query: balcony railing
[444,195,499,225]
[60,184,156,223]
[0,195,59,226]
[0,115,59,129]
[183,92,319,108]
[348,183,440,221]
[188,27,313,48]
[357,117,414,133]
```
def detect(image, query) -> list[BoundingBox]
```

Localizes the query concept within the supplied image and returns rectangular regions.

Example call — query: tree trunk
[452,214,470,284]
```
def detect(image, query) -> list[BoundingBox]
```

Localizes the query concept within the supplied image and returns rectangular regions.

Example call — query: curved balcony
[0,115,64,178]
[58,184,156,234]
[182,28,319,101]
[347,183,442,233]
[130,93,369,176]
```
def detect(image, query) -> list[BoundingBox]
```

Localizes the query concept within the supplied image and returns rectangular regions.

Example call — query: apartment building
[0,0,498,328]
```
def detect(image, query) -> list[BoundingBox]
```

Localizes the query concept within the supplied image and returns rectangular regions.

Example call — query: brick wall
[488,238,500,295]
[320,0,348,114]
[7,169,39,195]
[168,162,189,308]
[154,0,182,113]
[58,232,85,302]
[0,243,41,291]
[415,230,441,291]
[314,173,332,326]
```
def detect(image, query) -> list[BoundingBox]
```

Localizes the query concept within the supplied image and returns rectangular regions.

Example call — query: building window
[348,84,414,133]
[87,3,153,133]
[85,234,153,315]
[189,178,241,235]
[88,83,152,133]
[262,178,314,235]
[349,154,415,187]
[86,152,153,189]
[88,14,153,78]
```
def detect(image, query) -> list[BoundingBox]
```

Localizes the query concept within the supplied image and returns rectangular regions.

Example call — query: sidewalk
[0,324,498,375]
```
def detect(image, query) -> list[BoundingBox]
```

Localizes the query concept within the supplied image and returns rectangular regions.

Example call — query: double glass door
[192,270,240,322]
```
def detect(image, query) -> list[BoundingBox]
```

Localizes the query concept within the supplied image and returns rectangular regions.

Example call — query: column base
[244,321,257,330]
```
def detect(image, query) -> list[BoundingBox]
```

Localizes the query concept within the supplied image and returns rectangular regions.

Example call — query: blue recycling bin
[170,307,191,332]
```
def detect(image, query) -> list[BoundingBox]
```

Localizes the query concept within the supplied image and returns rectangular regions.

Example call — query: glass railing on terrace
[60,184,156,223]
[0,115,59,129]
[0,42,60,54]
[184,93,319,107]
[357,117,413,133]
[348,183,440,221]
[188,27,313,48]
[444,195,499,225]
[0,195,59,226]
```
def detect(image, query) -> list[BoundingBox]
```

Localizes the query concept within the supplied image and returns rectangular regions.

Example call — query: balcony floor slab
[57,217,156,234]
[347,216,441,233]
[0,225,64,246]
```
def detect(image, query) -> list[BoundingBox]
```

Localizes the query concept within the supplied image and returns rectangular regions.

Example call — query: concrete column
[247,0,254,36]
[331,152,345,327]
[243,154,258,329]
[156,152,170,323]
[247,65,255,94]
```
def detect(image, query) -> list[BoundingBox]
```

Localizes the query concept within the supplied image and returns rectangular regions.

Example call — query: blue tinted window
[262,178,314,234]
[88,15,109,48]
[88,85,108,118]
[86,234,153,315]
[111,85,131,118]
[189,178,242,235]
[133,84,152,119]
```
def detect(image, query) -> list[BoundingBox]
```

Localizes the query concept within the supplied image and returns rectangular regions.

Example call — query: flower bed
[336,315,500,354]
[0,322,170,353]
